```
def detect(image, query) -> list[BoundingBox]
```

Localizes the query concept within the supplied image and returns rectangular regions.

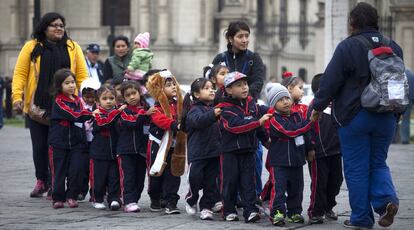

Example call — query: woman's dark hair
[32,12,69,43]
[96,85,116,101]
[203,64,228,83]
[112,35,130,48]
[225,21,250,50]
[53,68,76,95]
[181,78,212,131]
[349,2,379,31]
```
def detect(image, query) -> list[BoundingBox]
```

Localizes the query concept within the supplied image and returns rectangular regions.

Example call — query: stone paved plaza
[0,125,413,229]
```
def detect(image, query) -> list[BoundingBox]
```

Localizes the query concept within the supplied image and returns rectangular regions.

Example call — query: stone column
[324,0,349,67]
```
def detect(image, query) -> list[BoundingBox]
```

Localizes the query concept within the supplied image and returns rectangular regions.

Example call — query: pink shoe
[67,199,79,208]
[124,203,140,213]
[53,201,64,209]
[30,180,48,198]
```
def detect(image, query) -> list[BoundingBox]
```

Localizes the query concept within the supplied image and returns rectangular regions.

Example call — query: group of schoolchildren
[46,32,343,227]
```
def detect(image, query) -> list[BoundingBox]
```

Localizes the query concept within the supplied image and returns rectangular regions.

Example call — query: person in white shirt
[85,43,104,84]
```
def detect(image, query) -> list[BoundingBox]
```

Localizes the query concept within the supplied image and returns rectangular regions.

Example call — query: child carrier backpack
[354,35,409,113]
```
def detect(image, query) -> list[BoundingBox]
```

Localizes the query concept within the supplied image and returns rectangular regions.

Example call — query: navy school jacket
[306,101,341,159]
[217,96,269,154]
[313,28,403,127]
[117,104,150,156]
[90,107,121,160]
[49,93,93,149]
[268,111,313,167]
[185,100,221,162]
[149,100,179,145]
[212,49,265,100]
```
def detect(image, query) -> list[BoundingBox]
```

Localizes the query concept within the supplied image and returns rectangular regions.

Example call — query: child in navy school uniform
[182,78,222,220]
[266,83,314,226]
[306,74,343,224]
[117,80,155,213]
[203,64,229,105]
[217,71,271,223]
[89,85,125,210]
[48,69,93,209]
[78,78,100,201]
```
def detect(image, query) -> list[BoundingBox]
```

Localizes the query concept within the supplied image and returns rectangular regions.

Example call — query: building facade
[1,0,413,84]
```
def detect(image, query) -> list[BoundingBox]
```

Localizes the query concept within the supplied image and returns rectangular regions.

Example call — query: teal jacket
[127,48,154,72]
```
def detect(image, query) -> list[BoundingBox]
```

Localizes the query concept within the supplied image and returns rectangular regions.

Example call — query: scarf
[33,39,70,111]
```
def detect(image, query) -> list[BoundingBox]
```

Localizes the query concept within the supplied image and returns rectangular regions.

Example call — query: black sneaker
[165,203,180,214]
[343,220,373,229]
[160,199,167,208]
[325,210,338,220]
[310,215,324,224]
[150,199,162,212]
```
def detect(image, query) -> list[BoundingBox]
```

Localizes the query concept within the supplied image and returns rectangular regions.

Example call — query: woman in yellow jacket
[12,12,88,198]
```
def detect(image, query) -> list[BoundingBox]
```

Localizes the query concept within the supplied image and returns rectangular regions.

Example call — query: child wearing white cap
[218,71,272,223]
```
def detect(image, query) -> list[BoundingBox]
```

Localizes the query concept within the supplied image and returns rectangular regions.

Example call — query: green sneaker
[288,214,305,223]
[272,210,285,226]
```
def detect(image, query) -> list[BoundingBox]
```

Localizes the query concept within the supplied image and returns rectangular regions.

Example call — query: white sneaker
[110,201,120,211]
[211,201,223,213]
[92,202,106,210]
[246,212,260,223]
[124,202,140,213]
[200,209,213,220]
[185,201,196,215]
[225,213,239,221]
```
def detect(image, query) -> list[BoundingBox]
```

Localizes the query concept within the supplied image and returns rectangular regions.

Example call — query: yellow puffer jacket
[12,39,88,113]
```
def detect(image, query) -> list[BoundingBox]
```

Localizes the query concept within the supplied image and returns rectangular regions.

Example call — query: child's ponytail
[181,92,193,131]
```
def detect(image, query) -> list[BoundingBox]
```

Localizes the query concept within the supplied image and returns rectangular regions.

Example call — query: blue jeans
[338,109,398,228]
[400,102,412,143]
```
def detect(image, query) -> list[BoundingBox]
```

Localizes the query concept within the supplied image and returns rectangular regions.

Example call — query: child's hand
[92,109,100,117]
[214,108,222,117]
[262,140,271,149]
[259,113,272,126]
[310,110,320,122]
[307,150,316,162]
[118,104,127,111]
[145,106,156,115]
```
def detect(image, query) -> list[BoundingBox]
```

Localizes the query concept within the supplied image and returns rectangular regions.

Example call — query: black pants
[118,154,146,205]
[28,116,50,182]
[270,166,304,217]
[221,152,258,219]
[147,141,180,205]
[80,144,91,197]
[49,145,83,202]
[185,157,220,210]
[89,158,121,204]
[307,155,343,218]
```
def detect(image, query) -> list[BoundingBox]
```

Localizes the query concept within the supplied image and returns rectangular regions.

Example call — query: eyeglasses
[49,24,65,29]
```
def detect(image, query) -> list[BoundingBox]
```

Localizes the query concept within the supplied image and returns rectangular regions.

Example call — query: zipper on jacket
[318,120,328,157]
[287,139,291,166]
[233,53,237,71]
[68,126,72,149]
[133,130,138,154]
[109,134,114,160]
